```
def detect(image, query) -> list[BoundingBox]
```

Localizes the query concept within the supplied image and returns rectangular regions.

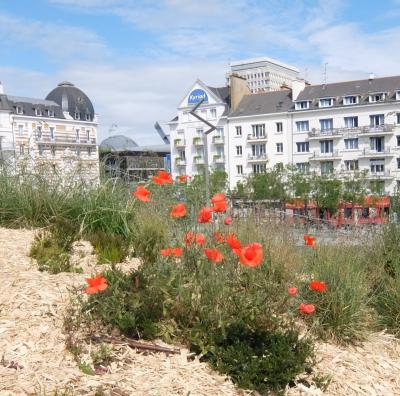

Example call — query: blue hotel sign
[188,89,208,105]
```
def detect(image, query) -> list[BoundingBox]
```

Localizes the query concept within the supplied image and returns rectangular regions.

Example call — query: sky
[1,0,400,144]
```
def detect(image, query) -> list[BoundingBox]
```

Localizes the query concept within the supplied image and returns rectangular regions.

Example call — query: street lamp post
[189,98,216,201]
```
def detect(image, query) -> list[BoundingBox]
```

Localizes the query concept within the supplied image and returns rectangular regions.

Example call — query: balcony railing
[194,157,205,165]
[213,155,225,163]
[247,153,268,162]
[359,148,394,157]
[367,170,393,179]
[212,136,224,144]
[35,136,97,145]
[247,134,267,141]
[308,124,395,139]
[175,158,186,166]
[193,137,204,146]
[309,150,341,160]
[308,128,344,139]
[175,139,186,147]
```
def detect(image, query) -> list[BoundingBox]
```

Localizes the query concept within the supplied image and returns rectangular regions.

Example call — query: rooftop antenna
[323,62,328,85]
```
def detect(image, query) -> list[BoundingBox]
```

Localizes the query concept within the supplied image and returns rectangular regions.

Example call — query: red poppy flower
[195,233,206,245]
[178,175,189,183]
[185,231,194,246]
[304,234,316,247]
[224,216,232,225]
[204,248,223,263]
[288,287,298,296]
[211,193,228,213]
[132,185,151,202]
[239,243,263,268]
[211,193,226,204]
[299,303,315,315]
[85,274,108,294]
[198,207,213,223]
[309,280,327,293]
[214,231,225,243]
[161,248,171,256]
[171,203,187,218]
[171,247,183,257]
[226,233,242,255]
[152,170,173,185]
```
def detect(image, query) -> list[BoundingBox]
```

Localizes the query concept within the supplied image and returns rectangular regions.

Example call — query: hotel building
[169,74,400,195]
[0,81,99,182]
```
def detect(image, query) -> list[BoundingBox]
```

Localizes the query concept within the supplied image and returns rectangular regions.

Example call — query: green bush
[88,231,130,264]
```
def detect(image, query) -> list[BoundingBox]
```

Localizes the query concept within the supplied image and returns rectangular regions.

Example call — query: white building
[0,81,99,183]
[228,57,299,93]
[169,73,400,196]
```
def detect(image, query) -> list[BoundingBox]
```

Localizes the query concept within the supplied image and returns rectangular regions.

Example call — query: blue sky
[1,0,400,144]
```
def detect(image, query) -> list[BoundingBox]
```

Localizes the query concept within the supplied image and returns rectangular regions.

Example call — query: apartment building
[227,57,299,93]
[169,74,400,195]
[0,81,99,182]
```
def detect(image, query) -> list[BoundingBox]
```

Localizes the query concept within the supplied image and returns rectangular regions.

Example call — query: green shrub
[88,231,130,264]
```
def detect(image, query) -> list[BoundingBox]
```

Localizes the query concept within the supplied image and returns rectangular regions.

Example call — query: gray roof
[6,95,65,118]
[207,86,230,104]
[46,81,95,121]
[230,89,293,117]
[100,135,139,151]
[295,75,400,109]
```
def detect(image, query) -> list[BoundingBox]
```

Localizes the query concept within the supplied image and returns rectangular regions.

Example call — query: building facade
[228,57,300,93]
[0,81,99,183]
[169,74,400,196]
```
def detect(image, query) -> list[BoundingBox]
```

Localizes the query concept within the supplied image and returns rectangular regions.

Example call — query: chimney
[0,81,4,94]
[229,73,251,112]
[291,78,306,100]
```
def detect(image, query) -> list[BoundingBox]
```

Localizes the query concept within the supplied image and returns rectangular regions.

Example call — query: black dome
[46,81,95,121]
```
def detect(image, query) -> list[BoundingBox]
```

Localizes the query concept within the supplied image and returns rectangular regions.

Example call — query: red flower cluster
[239,243,263,268]
[152,170,173,185]
[303,234,316,247]
[214,231,225,243]
[161,247,183,257]
[288,287,298,296]
[204,248,223,263]
[226,233,242,255]
[310,280,327,292]
[198,207,213,223]
[185,231,206,246]
[211,193,228,213]
[288,279,327,315]
[171,203,187,218]
[132,185,151,202]
[299,303,315,315]
[85,274,108,294]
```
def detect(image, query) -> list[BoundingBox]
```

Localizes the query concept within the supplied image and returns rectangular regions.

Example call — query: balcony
[308,124,396,139]
[213,155,225,164]
[366,170,393,180]
[175,158,186,166]
[35,136,97,146]
[193,137,204,146]
[247,153,268,162]
[309,150,341,161]
[358,148,394,158]
[194,156,205,165]
[359,124,395,136]
[247,134,267,142]
[308,128,344,140]
[212,135,224,145]
[174,139,186,148]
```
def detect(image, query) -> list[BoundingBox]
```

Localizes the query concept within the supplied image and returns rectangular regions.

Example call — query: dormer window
[369,93,385,103]
[47,109,55,117]
[295,101,310,110]
[16,106,23,115]
[319,98,333,108]
[35,108,42,116]
[74,112,80,120]
[85,113,91,121]
[343,95,358,105]
[396,90,400,101]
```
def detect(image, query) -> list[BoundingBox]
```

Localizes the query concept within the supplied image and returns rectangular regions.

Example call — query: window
[343,95,358,105]
[296,162,310,173]
[216,127,224,136]
[344,116,358,128]
[320,161,334,175]
[210,108,217,118]
[370,114,384,127]
[370,137,384,152]
[397,114,400,124]
[178,150,185,160]
[397,136,400,146]
[369,93,385,103]
[320,118,333,131]
[253,164,266,173]
[296,142,309,152]
[344,160,359,171]
[251,124,265,137]
[18,125,23,136]
[37,125,42,138]
[276,122,283,133]
[370,159,384,174]
[35,108,42,116]
[320,140,333,153]
[88,147,92,156]
[397,158,400,169]
[74,112,80,120]
[295,101,310,110]
[296,121,309,132]
[251,144,266,156]
[319,98,333,107]
[276,143,283,153]
[38,145,44,156]
[237,165,243,175]
[236,145,242,156]
[235,126,242,136]
[16,106,23,114]
[86,130,90,141]
[396,91,400,101]
[50,127,55,140]
[51,146,56,157]
[48,109,55,117]
[85,113,91,121]
[19,145,25,155]
[76,129,80,142]
[344,138,358,150]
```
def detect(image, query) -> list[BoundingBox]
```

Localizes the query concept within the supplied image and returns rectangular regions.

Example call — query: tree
[312,175,342,220]
[287,165,313,218]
